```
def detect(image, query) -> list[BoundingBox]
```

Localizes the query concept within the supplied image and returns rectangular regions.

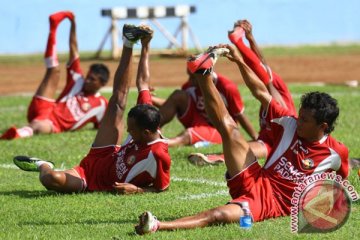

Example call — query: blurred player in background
[188,19,297,165]
[1,11,109,140]
[13,24,171,194]
[151,68,258,148]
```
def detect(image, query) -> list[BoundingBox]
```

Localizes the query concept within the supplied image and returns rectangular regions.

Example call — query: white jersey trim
[312,147,342,173]
[125,151,157,183]
[70,100,107,131]
[225,160,259,181]
[264,116,297,169]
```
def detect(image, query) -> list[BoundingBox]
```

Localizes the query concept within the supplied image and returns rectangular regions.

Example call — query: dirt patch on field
[1,54,359,95]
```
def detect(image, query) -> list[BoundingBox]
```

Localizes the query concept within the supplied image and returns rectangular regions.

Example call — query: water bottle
[239,201,252,230]
[193,141,211,148]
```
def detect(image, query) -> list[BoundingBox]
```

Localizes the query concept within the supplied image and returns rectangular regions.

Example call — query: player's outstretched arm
[223,44,271,109]
[236,113,258,140]
[152,95,167,108]
[92,33,134,147]
[237,20,289,110]
[238,20,268,69]
[136,26,154,91]
[68,13,79,61]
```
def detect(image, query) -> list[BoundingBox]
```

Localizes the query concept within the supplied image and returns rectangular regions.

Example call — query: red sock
[49,11,74,31]
[0,126,19,140]
[44,11,74,67]
[230,34,270,85]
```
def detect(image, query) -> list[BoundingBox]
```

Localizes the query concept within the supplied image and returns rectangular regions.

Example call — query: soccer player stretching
[1,11,109,140]
[13,25,171,194]
[135,45,349,234]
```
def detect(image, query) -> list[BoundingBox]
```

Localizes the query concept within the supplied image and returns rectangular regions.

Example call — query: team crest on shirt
[81,102,91,112]
[301,158,314,169]
[126,155,136,165]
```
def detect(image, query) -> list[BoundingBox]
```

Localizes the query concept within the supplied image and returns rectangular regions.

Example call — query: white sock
[35,160,54,169]
[17,126,34,138]
[44,56,59,68]
[123,37,134,48]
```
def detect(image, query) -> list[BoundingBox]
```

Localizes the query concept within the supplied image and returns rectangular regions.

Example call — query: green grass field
[0,83,359,239]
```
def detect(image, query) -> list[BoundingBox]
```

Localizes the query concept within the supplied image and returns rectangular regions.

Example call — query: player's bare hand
[140,26,154,46]
[216,44,242,63]
[113,182,140,194]
[234,19,253,39]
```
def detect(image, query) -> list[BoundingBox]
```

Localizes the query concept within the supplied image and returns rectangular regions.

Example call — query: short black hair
[300,91,339,134]
[89,63,110,85]
[128,104,161,133]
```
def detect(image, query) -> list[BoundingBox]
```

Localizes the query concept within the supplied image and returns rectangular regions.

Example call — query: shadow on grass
[0,190,58,198]
[18,218,134,226]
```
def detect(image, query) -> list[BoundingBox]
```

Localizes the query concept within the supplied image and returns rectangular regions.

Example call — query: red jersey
[181,72,245,123]
[49,58,108,132]
[262,99,349,214]
[74,89,171,191]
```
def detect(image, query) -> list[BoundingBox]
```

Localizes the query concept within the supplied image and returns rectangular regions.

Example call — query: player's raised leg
[37,11,75,99]
[188,47,257,176]
[92,24,153,147]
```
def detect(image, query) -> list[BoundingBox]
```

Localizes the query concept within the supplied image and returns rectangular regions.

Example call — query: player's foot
[49,11,74,29]
[0,126,19,140]
[13,156,54,172]
[188,153,225,166]
[228,26,245,44]
[187,47,229,75]
[123,24,153,44]
[135,211,160,235]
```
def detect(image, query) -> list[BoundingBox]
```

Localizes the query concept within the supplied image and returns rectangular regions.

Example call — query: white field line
[0,164,18,169]
[171,176,228,200]
[177,190,228,200]
[171,176,226,187]
[0,105,27,112]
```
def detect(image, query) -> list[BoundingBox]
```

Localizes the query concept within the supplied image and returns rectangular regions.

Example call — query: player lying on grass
[135,45,349,234]
[151,68,258,148]
[13,24,171,194]
[188,19,297,165]
[0,11,110,140]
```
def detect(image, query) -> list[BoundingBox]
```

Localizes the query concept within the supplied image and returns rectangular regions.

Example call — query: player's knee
[29,121,52,134]
[209,208,232,225]
[40,171,64,190]
[218,115,238,138]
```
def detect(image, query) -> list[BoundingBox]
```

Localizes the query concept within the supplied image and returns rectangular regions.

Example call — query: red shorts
[27,96,56,122]
[178,97,222,144]
[73,145,120,191]
[227,161,286,222]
